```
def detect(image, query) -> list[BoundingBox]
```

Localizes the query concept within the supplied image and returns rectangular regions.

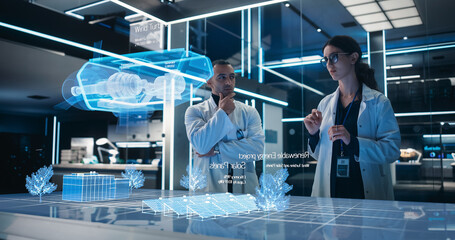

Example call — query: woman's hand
[304,109,322,135]
[328,125,351,145]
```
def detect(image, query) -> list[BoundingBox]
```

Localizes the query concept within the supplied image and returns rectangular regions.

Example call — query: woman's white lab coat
[185,97,265,194]
[309,84,401,200]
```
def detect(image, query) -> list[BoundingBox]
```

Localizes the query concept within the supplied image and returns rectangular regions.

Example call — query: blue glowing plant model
[255,168,293,211]
[60,49,213,124]
[180,165,207,192]
[122,165,145,194]
[25,165,57,203]
[62,172,129,202]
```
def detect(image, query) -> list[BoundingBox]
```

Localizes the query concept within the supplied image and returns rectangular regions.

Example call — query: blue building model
[62,172,129,202]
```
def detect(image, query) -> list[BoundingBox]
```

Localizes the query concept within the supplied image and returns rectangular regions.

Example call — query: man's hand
[328,125,351,145]
[219,92,236,115]
[196,147,216,157]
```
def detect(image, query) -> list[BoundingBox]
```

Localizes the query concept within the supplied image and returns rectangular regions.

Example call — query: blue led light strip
[260,66,325,96]
[52,116,56,165]
[283,110,455,121]
[234,88,288,106]
[395,111,455,117]
[64,0,110,20]
[281,118,304,122]
[386,43,455,55]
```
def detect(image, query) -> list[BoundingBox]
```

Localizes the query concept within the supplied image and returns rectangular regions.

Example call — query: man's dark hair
[212,59,231,67]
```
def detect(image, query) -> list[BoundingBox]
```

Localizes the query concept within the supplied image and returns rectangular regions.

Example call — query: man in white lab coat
[184,60,265,194]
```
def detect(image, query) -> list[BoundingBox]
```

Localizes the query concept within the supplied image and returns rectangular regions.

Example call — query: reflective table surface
[1,189,455,239]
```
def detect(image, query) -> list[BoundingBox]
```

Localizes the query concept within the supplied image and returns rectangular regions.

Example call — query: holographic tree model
[180,165,207,192]
[58,49,213,125]
[122,165,145,194]
[255,168,293,211]
[25,165,57,203]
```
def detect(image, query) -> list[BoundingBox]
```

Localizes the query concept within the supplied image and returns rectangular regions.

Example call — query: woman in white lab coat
[304,36,401,200]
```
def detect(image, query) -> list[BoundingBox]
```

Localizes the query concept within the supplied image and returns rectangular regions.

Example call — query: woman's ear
[350,52,359,64]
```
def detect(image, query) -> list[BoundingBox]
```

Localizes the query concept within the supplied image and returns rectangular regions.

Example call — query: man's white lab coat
[185,96,265,194]
[309,84,401,200]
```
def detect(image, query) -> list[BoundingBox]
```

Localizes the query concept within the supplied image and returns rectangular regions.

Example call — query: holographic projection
[180,165,207,192]
[255,168,293,211]
[142,193,258,220]
[62,172,130,202]
[25,165,57,203]
[59,49,213,124]
[142,169,293,219]
[122,165,145,194]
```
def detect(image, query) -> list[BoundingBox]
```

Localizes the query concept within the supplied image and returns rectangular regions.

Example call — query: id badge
[336,157,350,178]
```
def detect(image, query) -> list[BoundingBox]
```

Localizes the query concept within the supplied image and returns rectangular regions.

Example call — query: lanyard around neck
[338,88,360,156]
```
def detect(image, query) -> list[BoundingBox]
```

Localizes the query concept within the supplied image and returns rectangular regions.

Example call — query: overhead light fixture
[263,55,322,69]
[317,28,322,32]
[282,57,301,63]
[338,0,374,7]
[339,0,422,32]
[403,36,408,40]
[378,0,414,11]
[392,17,422,28]
[124,13,142,21]
[386,64,413,69]
[167,0,288,25]
[110,0,167,25]
[401,75,420,79]
[423,134,455,138]
[386,75,420,81]
[300,55,322,61]
[116,142,151,148]
[354,12,387,24]
[396,111,455,117]
[387,43,455,55]
[346,2,381,16]
[282,117,305,122]
[362,21,393,32]
[385,7,419,20]
[64,0,111,20]
[284,2,290,7]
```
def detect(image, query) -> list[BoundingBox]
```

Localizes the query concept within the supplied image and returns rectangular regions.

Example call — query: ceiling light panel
[379,0,415,11]
[392,17,422,28]
[386,7,419,20]
[339,0,374,7]
[355,12,387,24]
[362,21,393,32]
[346,2,381,16]
[401,75,420,79]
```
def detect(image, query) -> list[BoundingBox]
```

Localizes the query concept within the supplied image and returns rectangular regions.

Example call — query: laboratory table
[0,189,454,239]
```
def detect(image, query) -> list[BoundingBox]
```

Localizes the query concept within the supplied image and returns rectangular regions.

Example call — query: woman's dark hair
[322,35,378,90]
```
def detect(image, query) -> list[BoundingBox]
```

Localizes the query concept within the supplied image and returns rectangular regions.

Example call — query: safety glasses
[320,52,351,67]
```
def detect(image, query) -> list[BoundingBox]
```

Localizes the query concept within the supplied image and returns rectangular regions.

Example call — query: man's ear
[206,78,213,89]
